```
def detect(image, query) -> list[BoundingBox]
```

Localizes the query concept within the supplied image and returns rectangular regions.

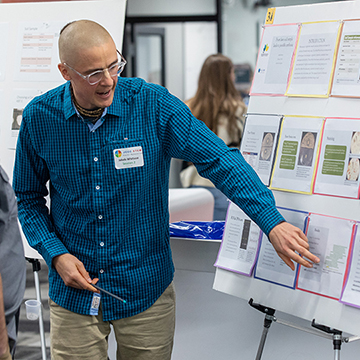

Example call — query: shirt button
[96,185,100,190]
[99,269,104,274]
[94,157,98,162]
[100,242,104,247]
[98,215,103,220]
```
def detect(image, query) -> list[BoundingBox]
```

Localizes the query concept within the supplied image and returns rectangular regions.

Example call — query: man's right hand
[53,254,99,292]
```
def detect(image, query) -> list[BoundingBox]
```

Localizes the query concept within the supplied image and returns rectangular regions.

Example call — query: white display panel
[213,0,360,336]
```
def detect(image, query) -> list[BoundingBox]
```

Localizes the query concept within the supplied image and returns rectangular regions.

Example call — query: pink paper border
[249,23,301,97]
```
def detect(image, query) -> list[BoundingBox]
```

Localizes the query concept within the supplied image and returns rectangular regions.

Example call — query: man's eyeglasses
[63,50,127,85]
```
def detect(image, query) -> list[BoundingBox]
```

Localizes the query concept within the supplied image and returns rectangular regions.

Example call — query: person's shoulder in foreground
[0,166,26,358]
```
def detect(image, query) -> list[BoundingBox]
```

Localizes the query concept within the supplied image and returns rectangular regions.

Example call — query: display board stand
[249,298,360,360]
[213,0,360,342]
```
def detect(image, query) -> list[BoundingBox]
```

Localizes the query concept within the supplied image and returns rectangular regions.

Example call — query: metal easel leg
[27,258,47,360]
[249,300,357,360]
[249,298,276,360]
[334,333,341,360]
[311,319,342,360]
[255,315,274,360]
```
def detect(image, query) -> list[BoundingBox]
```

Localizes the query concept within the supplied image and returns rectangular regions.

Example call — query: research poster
[0,23,8,82]
[254,207,307,288]
[314,118,360,199]
[341,226,360,308]
[332,20,360,97]
[214,202,261,276]
[270,116,324,194]
[14,21,64,82]
[286,21,341,97]
[250,23,299,95]
[240,114,282,186]
[297,213,355,300]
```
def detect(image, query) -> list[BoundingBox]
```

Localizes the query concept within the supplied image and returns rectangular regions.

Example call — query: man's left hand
[268,222,320,271]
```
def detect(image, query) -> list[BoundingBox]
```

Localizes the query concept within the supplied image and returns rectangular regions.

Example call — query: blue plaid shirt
[13,78,284,320]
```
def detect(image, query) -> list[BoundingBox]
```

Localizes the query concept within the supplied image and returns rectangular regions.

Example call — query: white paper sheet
[240,114,282,186]
[297,213,354,300]
[0,23,9,82]
[214,202,261,276]
[14,21,64,82]
[340,225,360,308]
[270,116,324,194]
[250,24,299,96]
[332,20,360,98]
[314,117,360,199]
[286,21,341,97]
[254,207,308,288]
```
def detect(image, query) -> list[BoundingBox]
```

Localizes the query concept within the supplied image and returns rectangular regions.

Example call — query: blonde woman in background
[181,54,247,220]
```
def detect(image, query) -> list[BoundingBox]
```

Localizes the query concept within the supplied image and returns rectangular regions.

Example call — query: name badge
[90,292,101,316]
[113,146,144,169]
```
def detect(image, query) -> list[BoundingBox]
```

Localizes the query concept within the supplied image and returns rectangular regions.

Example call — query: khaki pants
[50,282,175,360]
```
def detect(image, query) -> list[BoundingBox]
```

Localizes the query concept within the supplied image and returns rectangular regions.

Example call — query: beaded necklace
[70,86,104,123]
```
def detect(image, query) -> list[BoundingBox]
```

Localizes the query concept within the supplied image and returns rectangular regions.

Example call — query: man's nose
[100,69,113,84]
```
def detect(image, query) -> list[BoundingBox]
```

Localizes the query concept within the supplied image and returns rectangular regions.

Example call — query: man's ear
[58,63,71,81]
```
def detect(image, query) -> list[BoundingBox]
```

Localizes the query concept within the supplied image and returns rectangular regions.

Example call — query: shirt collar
[63,82,77,120]
[63,78,142,120]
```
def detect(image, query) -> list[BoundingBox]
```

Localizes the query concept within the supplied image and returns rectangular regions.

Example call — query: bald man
[13,20,319,360]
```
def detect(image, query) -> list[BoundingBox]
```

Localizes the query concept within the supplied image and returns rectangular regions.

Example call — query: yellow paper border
[285,20,343,98]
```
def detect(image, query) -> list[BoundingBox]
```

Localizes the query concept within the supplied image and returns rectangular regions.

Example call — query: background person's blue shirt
[13,77,284,321]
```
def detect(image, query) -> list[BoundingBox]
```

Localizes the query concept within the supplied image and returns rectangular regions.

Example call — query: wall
[127,0,340,80]
[222,0,337,68]
[127,0,216,16]
[131,21,217,101]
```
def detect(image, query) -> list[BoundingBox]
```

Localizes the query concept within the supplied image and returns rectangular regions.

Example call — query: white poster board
[0,0,127,279]
[213,0,360,337]
[0,0,127,182]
